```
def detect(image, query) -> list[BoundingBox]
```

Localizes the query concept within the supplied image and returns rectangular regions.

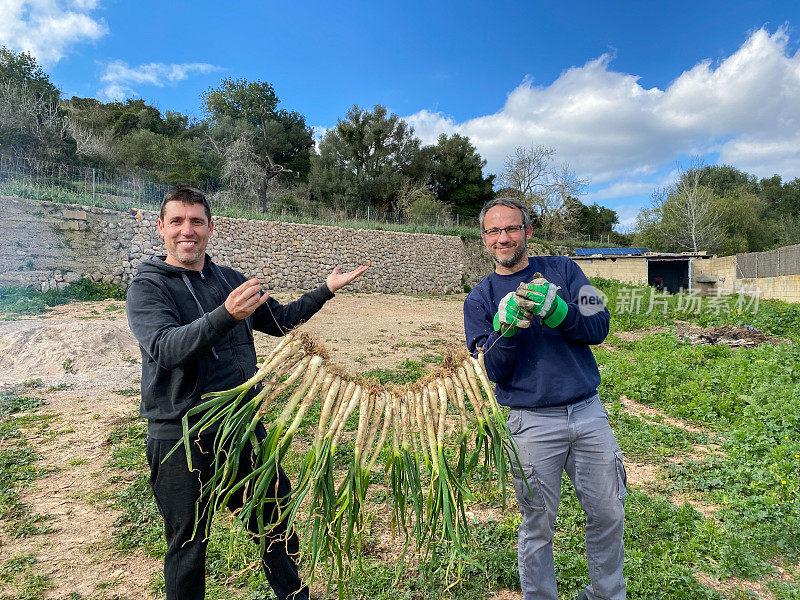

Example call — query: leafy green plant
[0,391,46,418]
[362,358,428,385]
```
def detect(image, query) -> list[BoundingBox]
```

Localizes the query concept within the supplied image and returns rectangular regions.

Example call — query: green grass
[0,390,54,539]
[0,553,51,600]
[362,358,430,385]
[0,390,46,419]
[106,418,276,598]
[606,401,708,462]
[0,279,127,317]
[592,286,800,584]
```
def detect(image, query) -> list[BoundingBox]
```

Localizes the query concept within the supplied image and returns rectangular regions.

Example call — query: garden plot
[0,287,798,600]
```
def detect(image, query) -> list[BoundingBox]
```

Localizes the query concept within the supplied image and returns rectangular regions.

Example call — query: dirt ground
[0,292,468,391]
[614,323,790,348]
[0,295,785,599]
[0,292,472,600]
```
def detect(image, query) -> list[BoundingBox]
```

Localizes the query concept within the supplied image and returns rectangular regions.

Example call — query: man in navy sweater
[464,197,626,600]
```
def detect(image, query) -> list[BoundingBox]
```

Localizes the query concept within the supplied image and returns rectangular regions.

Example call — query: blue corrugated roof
[574,247,650,256]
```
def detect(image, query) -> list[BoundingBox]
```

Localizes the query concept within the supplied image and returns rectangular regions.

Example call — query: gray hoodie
[126,255,333,439]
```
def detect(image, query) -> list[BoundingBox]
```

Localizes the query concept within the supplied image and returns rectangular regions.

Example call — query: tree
[0,47,75,161]
[0,47,59,100]
[204,78,313,208]
[533,162,589,238]
[760,174,800,217]
[501,144,555,200]
[696,164,758,197]
[501,145,589,238]
[711,190,777,254]
[567,198,619,239]
[394,178,451,224]
[410,134,494,219]
[309,105,420,212]
[636,163,722,253]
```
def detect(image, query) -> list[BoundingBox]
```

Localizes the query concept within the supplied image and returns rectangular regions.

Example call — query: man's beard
[177,248,204,266]
[486,240,528,269]
[168,240,206,267]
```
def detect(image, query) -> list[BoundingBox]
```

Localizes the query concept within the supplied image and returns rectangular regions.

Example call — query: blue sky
[2,1,800,229]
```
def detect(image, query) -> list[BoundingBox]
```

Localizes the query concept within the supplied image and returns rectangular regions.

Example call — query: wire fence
[735,244,800,278]
[0,153,620,243]
[214,195,463,228]
[0,153,466,229]
[0,154,169,211]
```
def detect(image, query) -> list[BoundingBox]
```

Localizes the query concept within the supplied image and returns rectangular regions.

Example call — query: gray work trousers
[508,394,626,600]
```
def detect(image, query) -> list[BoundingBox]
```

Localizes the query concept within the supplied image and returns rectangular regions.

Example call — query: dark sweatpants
[146,428,309,600]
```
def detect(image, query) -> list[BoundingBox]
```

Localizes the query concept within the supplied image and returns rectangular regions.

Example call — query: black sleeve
[126,276,238,369]
[252,284,335,336]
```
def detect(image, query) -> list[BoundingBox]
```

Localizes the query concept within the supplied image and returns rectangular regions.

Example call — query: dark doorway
[648,260,689,294]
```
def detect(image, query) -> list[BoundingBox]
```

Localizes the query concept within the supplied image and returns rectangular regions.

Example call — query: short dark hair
[478,197,531,232]
[160,185,212,222]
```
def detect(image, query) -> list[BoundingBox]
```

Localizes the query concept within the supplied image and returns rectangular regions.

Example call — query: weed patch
[0,553,51,599]
[0,390,46,418]
[0,279,127,317]
[363,358,428,385]
[606,401,708,462]
[0,391,54,539]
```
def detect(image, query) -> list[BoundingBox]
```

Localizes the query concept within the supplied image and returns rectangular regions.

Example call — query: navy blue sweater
[464,256,609,409]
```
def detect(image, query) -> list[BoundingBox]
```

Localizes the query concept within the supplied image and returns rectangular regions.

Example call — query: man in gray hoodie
[126,185,366,600]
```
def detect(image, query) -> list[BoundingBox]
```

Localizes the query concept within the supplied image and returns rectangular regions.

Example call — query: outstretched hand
[225,278,269,321]
[326,265,368,293]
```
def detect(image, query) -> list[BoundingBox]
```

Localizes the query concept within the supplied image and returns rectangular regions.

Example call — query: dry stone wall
[0,197,466,295]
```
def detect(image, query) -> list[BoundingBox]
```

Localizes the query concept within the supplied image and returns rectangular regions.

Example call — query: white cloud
[0,0,107,64]
[404,26,800,199]
[591,181,657,201]
[98,60,222,101]
[607,204,644,230]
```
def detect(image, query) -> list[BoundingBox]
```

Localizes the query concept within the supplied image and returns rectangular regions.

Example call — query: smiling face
[158,200,213,271]
[481,204,533,274]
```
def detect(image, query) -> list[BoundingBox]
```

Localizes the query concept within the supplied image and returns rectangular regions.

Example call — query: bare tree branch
[650,159,722,252]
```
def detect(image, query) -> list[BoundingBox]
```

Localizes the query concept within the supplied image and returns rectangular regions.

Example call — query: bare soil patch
[695,571,778,600]
[616,397,724,518]
[617,395,716,437]
[263,291,468,374]
[615,324,789,348]
[623,460,660,489]
[0,388,160,599]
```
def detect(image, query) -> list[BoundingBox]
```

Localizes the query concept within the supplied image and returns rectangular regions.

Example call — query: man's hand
[493,291,533,337]
[326,265,368,293]
[515,272,568,328]
[225,278,269,321]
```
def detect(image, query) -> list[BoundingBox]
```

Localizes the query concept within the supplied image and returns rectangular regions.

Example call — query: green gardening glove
[493,291,533,337]
[515,272,569,328]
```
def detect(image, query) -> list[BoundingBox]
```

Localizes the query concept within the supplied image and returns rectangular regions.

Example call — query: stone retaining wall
[0,196,467,295]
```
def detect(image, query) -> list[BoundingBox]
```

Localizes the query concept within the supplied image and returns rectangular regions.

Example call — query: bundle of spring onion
[167,331,521,591]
